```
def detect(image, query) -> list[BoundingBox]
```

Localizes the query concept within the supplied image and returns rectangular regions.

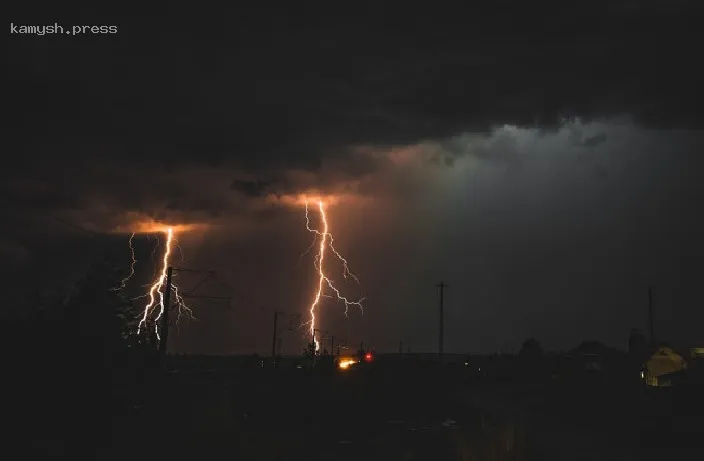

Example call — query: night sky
[6,3,704,355]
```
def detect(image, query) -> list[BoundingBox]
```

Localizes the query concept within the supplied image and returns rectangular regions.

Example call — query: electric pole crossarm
[179,295,232,311]
[180,294,231,301]
[172,267,232,307]
[173,268,215,274]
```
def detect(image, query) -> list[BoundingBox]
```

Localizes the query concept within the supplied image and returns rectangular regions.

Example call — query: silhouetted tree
[7,237,146,456]
[54,244,144,455]
[62,248,141,364]
[571,340,609,356]
[519,338,543,358]
[305,342,316,358]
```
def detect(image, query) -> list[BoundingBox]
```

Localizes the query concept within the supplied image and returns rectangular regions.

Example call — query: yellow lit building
[644,346,688,387]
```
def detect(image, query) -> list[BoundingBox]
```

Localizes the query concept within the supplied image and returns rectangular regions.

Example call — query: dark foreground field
[108,360,703,460]
[18,357,704,460]
[109,363,477,460]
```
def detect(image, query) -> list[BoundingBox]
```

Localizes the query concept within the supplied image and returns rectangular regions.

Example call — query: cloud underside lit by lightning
[303,199,364,351]
[111,226,194,341]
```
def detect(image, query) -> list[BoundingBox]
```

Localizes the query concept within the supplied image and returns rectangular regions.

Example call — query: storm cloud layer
[6,3,704,353]
[7,2,703,221]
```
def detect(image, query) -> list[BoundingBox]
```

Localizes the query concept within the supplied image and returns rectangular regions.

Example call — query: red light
[364,352,373,362]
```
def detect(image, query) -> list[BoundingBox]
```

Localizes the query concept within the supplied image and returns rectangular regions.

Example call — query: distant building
[644,346,688,387]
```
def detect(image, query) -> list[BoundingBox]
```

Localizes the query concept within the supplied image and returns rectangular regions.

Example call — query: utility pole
[648,284,656,344]
[272,311,281,367]
[437,281,447,358]
[337,338,346,357]
[330,335,335,357]
[159,266,174,360]
[160,267,231,368]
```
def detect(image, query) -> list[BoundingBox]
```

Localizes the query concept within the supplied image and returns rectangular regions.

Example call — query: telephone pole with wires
[437,281,448,358]
[159,267,231,366]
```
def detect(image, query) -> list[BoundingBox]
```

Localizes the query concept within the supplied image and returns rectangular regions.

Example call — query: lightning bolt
[303,199,364,351]
[111,232,136,291]
[108,226,194,339]
[151,234,160,278]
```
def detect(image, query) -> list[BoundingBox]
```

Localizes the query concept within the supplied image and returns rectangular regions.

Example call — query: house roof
[646,346,688,377]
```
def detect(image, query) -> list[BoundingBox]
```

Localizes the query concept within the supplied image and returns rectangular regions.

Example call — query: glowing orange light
[338,358,358,369]
[111,217,207,235]
[264,192,368,209]
[302,198,364,351]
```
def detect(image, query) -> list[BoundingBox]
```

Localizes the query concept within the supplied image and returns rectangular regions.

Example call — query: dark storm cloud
[568,129,608,149]
[230,179,272,197]
[0,239,31,266]
[580,133,609,149]
[6,2,702,219]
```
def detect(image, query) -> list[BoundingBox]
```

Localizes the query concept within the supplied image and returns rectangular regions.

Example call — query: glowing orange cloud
[113,220,207,235]
[266,193,345,207]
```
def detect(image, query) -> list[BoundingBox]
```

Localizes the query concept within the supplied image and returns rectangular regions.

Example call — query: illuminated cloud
[7,2,704,353]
